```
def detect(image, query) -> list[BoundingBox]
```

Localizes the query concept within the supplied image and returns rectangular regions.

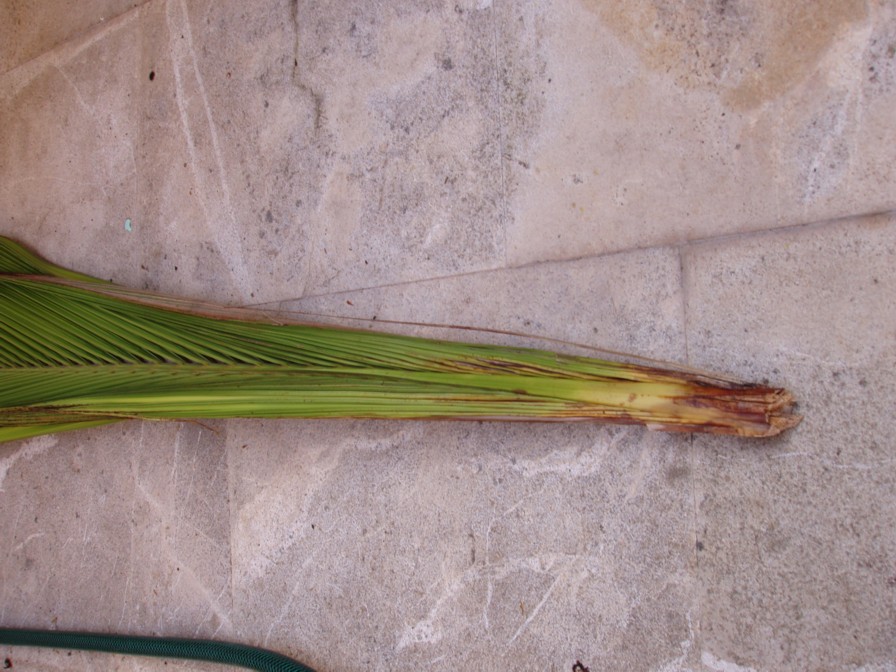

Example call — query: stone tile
[227,422,695,671]
[682,213,896,670]
[0,0,143,74]
[0,421,232,669]
[0,0,515,305]
[505,1,896,265]
[0,8,157,292]
[7,0,892,306]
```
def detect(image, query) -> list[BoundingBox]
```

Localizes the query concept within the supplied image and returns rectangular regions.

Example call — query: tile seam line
[262,206,895,305]
[677,248,691,366]
[677,206,896,251]
[533,205,896,269]
[0,0,157,79]
[679,244,703,659]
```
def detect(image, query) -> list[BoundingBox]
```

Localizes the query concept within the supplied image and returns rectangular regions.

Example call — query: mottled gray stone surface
[684,216,896,671]
[0,0,143,73]
[507,1,896,265]
[1,2,895,671]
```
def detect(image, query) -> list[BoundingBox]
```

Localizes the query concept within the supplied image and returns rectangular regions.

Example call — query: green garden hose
[0,628,317,671]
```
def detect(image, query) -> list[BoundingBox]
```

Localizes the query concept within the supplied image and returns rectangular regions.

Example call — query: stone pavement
[1,2,894,670]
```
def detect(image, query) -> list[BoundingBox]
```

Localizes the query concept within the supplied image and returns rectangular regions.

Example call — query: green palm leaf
[0,236,799,443]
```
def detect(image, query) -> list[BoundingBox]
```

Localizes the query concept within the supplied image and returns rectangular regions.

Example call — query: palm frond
[0,236,800,442]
